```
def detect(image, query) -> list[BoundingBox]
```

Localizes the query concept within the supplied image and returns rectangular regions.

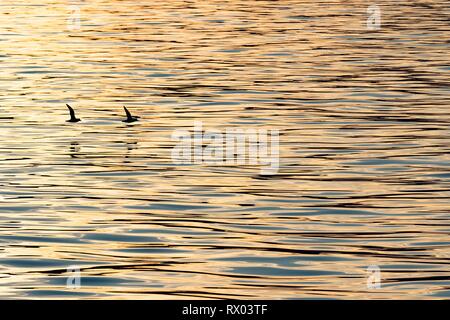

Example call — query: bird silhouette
[123,107,139,123]
[66,104,81,122]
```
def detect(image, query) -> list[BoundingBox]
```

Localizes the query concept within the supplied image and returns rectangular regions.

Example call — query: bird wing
[66,104,76,118]
[124,107,132,119]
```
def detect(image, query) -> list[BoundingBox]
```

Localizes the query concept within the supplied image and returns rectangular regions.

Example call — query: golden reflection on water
[0,0,449,299]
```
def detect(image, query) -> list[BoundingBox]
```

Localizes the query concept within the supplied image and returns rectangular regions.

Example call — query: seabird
[66,104,81,122]
[123,107,139,123]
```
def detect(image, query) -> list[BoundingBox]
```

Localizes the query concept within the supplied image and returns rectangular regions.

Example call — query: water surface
[0,0,449,299]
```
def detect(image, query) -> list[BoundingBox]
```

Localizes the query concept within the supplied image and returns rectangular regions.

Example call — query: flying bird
[66,104,81,122]
[123,107,139,123]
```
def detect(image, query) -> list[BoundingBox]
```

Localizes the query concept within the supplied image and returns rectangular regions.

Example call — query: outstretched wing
[66,104,76,118]
[124,106,132,119]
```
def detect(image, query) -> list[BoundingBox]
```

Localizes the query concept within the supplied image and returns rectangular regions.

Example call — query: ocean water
[0,0,449,299]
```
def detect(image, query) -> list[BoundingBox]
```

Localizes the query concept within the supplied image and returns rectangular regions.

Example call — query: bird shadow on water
[66,137,139,163]
[124,140,138,164]
[68,141,80,159]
